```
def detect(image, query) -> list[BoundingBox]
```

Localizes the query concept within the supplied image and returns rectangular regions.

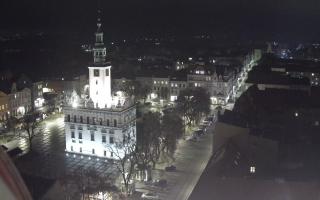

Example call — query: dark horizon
[1,0,320,42]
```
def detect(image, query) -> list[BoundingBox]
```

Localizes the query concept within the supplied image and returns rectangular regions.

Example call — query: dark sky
[1,0,320,40]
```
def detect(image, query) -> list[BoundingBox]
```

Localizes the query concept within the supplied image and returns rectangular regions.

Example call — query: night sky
[1,0,320,40]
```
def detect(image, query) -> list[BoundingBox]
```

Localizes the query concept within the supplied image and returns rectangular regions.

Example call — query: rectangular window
[94,69,100,77]
[92,149,95,154]
[78,132,82,139]
[92,117,96,125]
[71,146,73,151]
[114,119,117,127]
[73,115,77,123]
[102,135,106,143]
[107,119,110,126]
[71,131,75,138]
[67,115,70,122]
[91,132,95,141]
[87,116,90,124]
[110,136,114,144]
[99,118,102,125]
[80,147,82,153]
[106,69,109,76]
[111,152,113,157]
[80,116,83,123]
[104,150,107,157]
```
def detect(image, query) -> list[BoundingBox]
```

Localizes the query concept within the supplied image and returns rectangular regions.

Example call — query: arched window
[114,119,117,127]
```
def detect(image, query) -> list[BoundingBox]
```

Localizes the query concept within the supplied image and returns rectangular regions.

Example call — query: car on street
[195,129,204,136]
[141,192,160,199]
[153,179,167,188]
[165,165,177,172]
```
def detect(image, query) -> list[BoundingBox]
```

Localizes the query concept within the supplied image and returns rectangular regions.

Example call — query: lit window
[250,166,256,173]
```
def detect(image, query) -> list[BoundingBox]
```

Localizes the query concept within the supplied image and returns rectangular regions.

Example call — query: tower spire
[93,4,106,64]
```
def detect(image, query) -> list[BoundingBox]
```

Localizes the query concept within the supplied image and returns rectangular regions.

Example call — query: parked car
[165,165,177,172]
[141,192,160,199]
[153,179,167,188]
[195,129,204,136]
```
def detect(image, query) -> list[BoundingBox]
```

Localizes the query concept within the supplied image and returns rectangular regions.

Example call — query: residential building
[8,83,32,118]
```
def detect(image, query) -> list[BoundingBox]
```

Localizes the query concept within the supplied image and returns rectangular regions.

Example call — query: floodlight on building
[72,101,78,108]
[250,166,256,173]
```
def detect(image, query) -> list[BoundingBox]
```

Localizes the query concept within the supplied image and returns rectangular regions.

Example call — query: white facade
[64,17,136,159]
[64,106,136,158]
[89,66,112,109]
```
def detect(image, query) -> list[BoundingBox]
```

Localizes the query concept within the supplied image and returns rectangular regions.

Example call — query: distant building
[9,83,32,118]
[64,16,136,159]
[0,91,9,123]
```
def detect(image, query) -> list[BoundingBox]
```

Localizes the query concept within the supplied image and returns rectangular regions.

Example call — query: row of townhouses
[0,75,44,125]
[113,49,262,105]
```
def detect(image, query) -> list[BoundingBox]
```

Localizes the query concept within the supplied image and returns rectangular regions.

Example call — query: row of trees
[108,111,184,195]
[176,87,211,127]
[119,80,152,103]
[109,87,211,195]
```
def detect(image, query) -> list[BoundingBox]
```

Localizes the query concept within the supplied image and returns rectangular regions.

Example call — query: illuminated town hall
[63,15,136,159]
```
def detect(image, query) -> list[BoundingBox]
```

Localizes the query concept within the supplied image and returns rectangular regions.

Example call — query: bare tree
[107,130,137,196]
[19,112,43,151]
[176,87,211,127]
[161,111,184,163]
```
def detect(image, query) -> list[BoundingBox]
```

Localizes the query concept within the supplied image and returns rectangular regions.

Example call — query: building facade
[64,17,136,159]
[0,91,9,123]
[8,86,32,118]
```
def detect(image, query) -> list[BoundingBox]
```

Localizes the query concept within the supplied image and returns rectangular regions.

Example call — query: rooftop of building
[246,67,310,86]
